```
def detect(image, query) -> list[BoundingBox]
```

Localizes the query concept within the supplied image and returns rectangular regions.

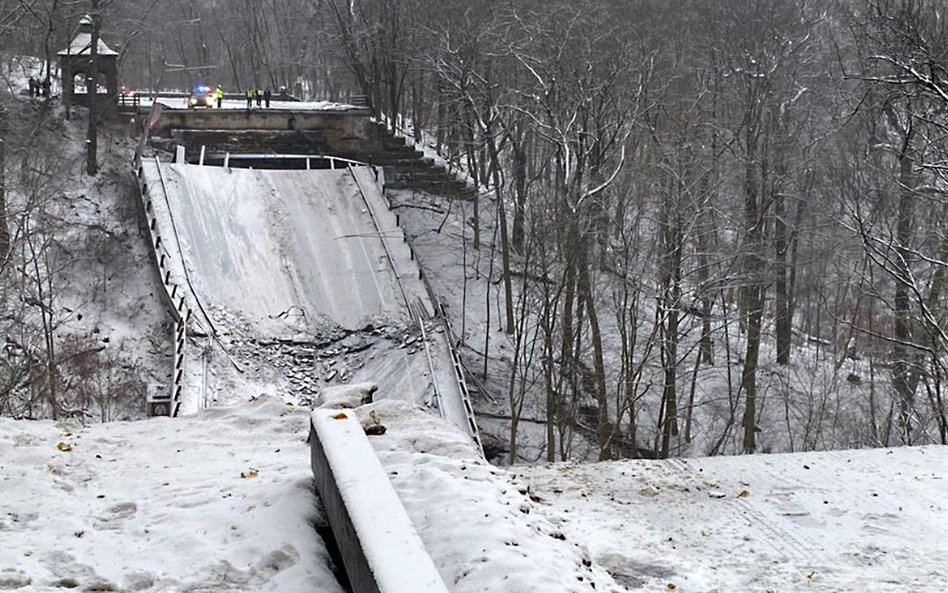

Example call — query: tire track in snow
[661,457,826,562]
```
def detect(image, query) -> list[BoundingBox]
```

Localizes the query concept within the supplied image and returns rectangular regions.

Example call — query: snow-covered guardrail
[134,160,192,417]
[309,409,450,593]
[349,167,483,453]
[437,302,484,451]
[211,153,371,170]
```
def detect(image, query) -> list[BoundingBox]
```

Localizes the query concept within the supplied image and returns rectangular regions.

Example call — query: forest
[1,0,947,462]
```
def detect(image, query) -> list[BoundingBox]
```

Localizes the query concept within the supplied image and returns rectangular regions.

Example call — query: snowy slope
[0,397,342,592]
[520,447,948,592]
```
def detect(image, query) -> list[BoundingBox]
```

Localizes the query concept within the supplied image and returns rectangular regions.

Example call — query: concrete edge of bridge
[309,409,450,593]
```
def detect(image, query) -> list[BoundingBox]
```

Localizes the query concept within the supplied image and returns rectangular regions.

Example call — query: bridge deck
[140,160,476,439]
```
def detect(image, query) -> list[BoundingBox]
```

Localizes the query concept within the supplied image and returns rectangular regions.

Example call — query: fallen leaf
[56,442,73,452]
[240,469,258,479]
[331,412,348,420]
[737,489,750,498]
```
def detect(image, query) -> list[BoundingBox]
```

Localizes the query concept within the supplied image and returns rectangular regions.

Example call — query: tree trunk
[86,0,101,176]
[741,284,765,453]
[0,105,8,261]
[892,121,917,443]
[543,299,557,462]
[774,188,790,364]
[740,113,765,454]
[695,199,715,365]
[659,184,683,458]
[558,237,577,459]
[511,122,527,254]
[485,123,514,335]
[577,242,609,460]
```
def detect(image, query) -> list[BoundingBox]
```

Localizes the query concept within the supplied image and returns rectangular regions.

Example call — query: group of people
[202,85,275,109]
[27,76,50,98]
[245,87,273,109]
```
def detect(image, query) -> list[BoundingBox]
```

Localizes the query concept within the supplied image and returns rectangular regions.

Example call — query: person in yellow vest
[245,87,253,109]
[214,85,224,108]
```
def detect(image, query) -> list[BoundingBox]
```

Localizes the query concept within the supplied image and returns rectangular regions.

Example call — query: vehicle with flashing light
[187,84,214,108]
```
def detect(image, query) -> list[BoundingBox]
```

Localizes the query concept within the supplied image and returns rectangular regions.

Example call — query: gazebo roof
[58,33,118,57]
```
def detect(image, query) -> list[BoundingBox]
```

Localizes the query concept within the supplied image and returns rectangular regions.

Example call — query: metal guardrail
[409,249,485,452]
[415,313,445,417]
[134,160,192,417]
[347,164,449,419]
[349,165,483,453]
[437,302,484,451]
[211,153,371,170]
[117,93,141,109]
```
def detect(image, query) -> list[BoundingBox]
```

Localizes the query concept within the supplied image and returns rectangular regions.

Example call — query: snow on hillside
[387,179,932,461]
[0,94,169,420]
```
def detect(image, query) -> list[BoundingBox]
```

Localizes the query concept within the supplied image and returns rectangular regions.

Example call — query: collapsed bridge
[135,140,480,447]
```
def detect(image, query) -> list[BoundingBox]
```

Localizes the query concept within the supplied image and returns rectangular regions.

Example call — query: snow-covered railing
[399,231,484,454]
[415,314,445,417]
[437,302,484,451]
[205,153,371,170]
[351,161,484,453]
[135,160,192,417]
[309,409,450,593]
[348,166,480,447]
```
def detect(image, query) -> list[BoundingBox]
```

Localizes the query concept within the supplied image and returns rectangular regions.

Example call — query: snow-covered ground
[5,391,944,592]
[353,399,623,592]
[0,397,343,592]
[520,446,948,592]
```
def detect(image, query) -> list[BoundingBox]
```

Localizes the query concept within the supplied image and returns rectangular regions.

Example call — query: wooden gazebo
[58,17,119,106]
